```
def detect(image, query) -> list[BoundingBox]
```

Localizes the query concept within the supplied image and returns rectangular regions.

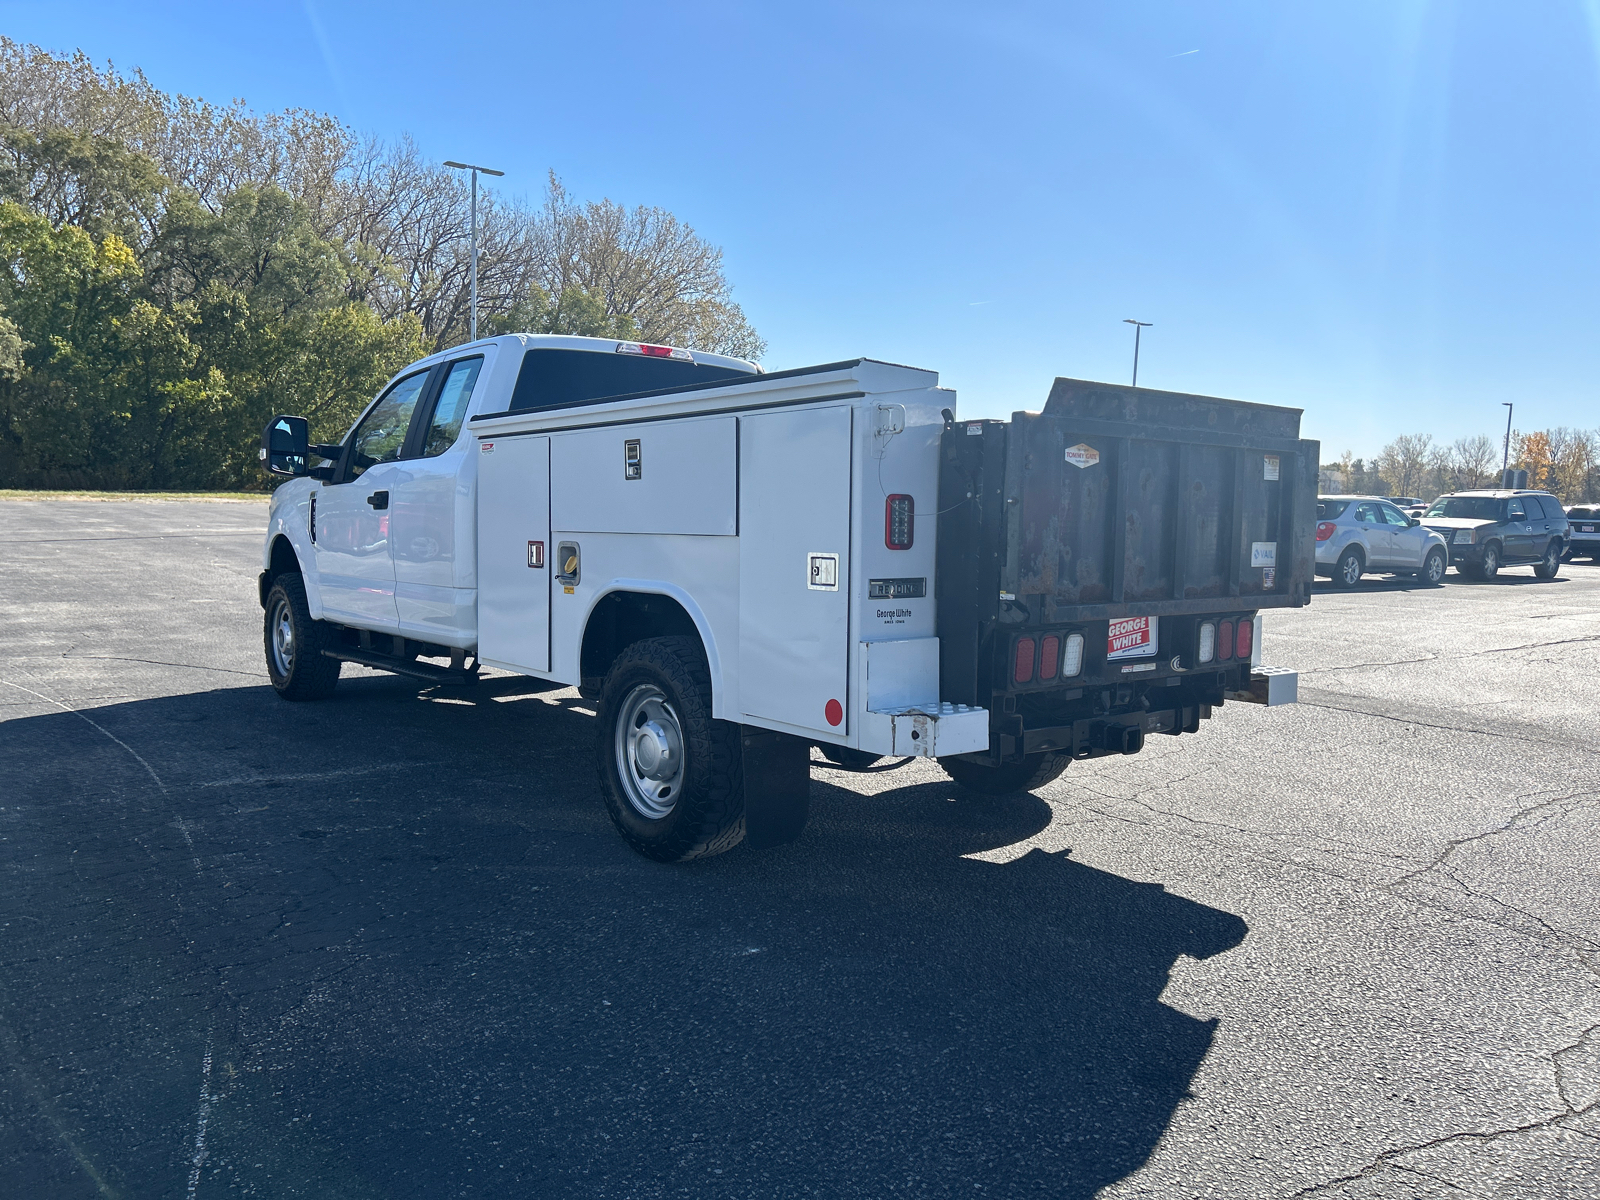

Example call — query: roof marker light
[616,341,694,362]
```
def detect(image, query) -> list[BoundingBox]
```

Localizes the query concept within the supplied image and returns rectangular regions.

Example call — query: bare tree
[1375,433,1433,497]
[1449,434,1497,490]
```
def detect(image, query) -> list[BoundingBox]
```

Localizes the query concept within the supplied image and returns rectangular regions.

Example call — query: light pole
[444,160,505,342]
[1123,319,1152,387]
[1502,402,1514,474]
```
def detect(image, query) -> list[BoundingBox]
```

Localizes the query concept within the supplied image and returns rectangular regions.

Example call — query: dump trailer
[256,336,1314,860]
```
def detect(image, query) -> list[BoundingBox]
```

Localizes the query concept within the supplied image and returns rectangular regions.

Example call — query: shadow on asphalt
[1,674,1248,1198]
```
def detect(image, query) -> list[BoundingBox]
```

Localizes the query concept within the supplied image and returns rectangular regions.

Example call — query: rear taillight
[885,494,914,549]
[1236,618,1253,660]
[1061,633,1084,677]
[1218,620,1235,660]
[1316,522,1336,541]
[1198,621,1216,663]
[1039,635,1059,680]
[1014,637,1035,683]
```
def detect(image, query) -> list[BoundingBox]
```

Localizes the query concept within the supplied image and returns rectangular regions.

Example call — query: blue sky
[5,1,1599,458]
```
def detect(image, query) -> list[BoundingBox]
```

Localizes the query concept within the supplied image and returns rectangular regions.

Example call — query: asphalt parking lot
[2,498,1597,1199]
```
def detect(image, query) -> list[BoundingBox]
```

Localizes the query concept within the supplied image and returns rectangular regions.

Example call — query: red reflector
[1039,635,1060,680]
[1236,618,1253,660]
[885,494,914,550]
[1014,637,1035,683]
[1316,522,1336,541]
[1218,620,1234,660]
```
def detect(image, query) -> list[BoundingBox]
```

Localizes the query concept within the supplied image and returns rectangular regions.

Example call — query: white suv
[1315,496,1450,588]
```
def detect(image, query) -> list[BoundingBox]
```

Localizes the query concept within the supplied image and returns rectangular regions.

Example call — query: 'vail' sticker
[1064,443,1100,469]
[1251,542,1278,568]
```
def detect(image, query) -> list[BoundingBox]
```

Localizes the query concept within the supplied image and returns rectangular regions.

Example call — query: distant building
[1318,468,1345,494]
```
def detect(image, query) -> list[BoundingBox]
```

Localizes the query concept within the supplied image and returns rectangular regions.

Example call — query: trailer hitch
[1102,724,1145,755]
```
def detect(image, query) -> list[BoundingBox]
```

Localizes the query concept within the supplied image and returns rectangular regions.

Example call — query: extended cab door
[314,369,431,629]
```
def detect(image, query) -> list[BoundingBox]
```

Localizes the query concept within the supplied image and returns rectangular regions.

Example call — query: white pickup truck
[258,334,1311,860]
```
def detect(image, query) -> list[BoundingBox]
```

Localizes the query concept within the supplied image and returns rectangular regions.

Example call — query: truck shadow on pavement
[1,673,1248,1199]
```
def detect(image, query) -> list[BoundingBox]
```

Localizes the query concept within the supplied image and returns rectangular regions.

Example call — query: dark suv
[1566,506,1600,561]
[1421,490,1569,580]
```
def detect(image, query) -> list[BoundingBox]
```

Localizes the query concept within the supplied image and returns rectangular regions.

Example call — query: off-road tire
[1534,541,1562,579]
[263,573,342,700]
[815,745,884,771]
[1420,547,1447,586]
[1332,546,1364,589]
[940,753,1070,796]
[596,636,745,863]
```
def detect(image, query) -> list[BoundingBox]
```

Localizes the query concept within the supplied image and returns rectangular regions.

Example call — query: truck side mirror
[260,415,310,477]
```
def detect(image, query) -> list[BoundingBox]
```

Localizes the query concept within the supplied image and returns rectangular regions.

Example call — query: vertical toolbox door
[477,436,551,672]
[739,407,852,735]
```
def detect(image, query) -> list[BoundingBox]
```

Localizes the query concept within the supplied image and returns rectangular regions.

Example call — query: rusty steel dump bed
[935,377,1318,761]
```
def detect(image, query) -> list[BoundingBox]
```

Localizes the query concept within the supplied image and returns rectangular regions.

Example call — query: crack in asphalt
[1302,632,1600,680]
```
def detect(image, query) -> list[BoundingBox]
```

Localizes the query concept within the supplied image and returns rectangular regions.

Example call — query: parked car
[1386,495,1424,510]
[1421,490,1569,580]
[1565,505,1600,560]
[1316,495,1449,587]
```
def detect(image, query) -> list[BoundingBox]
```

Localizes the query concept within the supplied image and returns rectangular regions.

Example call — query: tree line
[0,40,764,490]
[1323,428,1600,504]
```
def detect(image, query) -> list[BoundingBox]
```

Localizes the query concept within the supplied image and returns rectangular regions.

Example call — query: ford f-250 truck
[258,334,1314,861]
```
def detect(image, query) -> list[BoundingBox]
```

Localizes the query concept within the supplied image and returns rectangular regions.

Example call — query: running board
[322,647,480,686]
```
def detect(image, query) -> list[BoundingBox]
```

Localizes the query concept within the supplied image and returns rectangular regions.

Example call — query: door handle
[367,490,389,510]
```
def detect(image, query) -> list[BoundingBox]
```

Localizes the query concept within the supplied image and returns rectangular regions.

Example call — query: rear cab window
[508,348,754,412]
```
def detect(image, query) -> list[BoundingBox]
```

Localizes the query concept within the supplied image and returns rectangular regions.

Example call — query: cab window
[421,357,483,457]
[347,371,429,480]
[1507,499,1526,520]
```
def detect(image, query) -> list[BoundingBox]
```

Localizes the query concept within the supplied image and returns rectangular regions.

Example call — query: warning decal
[1107,616,1158,661]
[1065,443,1100,470]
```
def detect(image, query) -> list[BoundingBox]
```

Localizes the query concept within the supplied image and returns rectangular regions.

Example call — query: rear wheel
[1332,546,1364,588]
[263,574,341,700]
[815,744,884,771]
[941,753,1069,796]
[596,636,745,862]
[1534,541,1562,579]
[1420,547,1446,586]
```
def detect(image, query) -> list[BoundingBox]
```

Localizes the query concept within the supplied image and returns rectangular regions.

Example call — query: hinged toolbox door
[739,407,852,735]
[477,436,551,672]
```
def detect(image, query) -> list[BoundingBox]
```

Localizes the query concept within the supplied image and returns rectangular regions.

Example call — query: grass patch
[0,489,270,502]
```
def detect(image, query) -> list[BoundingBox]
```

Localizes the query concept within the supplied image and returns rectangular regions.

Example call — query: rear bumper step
[1225,665,1298,706]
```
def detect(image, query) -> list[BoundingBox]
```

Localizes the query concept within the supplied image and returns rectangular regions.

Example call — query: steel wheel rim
[614,683,686,820]
[270,597,295,676]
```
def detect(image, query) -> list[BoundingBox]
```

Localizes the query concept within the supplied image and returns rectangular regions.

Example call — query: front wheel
[1534,541,1562,579]
[596,636,745,862]
[1479,542,1501,581]
[263,574,341,700]
[1420,547,1447,586]
[941,753,1069,796]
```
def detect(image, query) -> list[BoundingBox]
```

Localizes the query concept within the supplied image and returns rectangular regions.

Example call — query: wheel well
[268,535,301,580]
[581,592,704,690]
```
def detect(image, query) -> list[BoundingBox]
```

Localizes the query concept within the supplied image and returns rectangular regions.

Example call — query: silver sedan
[1315,496,1451,588]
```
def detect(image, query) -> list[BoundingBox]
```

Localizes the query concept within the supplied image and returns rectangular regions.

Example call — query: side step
[323,644,480,686]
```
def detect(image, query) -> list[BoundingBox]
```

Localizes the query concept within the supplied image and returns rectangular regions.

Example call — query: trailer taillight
[885,494,914,549]
[1218,620,1235,660]
[1236,618,1253,660]
[1014,637,1035,683]
[1198,621,1216,663]
[1316,522,1336,541]
[1039,635,1059,680]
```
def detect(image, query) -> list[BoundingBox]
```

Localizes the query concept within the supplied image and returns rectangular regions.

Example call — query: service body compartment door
[477,436,551,672]
[739,407,852,735]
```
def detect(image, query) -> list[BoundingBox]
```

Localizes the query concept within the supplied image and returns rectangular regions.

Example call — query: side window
[1507,499,1526,520]
[1536,496,1563,520]
[1380,503,1410,527]
[347,372,429,480]
[421,357,483,457]
[1354,502,1379,524]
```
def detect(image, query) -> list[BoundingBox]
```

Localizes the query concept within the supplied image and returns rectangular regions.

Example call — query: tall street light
[1502,402,1514,474]
[1123,319,1152,387]
[444,160,505,342]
